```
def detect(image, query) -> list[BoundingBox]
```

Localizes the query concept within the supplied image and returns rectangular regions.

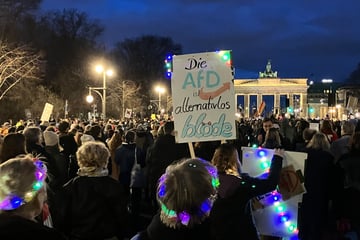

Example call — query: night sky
[40,0,360,82]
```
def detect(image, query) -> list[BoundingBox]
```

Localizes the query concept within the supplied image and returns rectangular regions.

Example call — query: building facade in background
[234,60,360,120]
[234,60,308,119]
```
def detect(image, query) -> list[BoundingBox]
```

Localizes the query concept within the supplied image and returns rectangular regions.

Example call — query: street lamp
[155,85,165,113]
[86,65,113,120]
[86,87,103,120]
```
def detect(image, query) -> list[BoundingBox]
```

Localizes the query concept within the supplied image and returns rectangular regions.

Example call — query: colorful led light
[279,214,290,223]
[0,159,47,211]
[257,149,267,158]
[251,147,298,238]
[178,211,190,225]
[260,161,270,169]
[157,159,219,226]
[164,54,173,79]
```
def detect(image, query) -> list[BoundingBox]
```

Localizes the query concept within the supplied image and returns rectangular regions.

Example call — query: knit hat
[80,134,95,143]
[43,130,59,146]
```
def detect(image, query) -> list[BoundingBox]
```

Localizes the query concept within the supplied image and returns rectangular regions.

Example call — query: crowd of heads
[0,115,360,238]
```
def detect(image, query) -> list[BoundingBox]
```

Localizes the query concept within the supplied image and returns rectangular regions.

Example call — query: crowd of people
[0,115,360,240]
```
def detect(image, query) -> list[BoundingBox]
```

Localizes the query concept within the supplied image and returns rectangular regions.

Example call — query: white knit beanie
[43,130,59,146]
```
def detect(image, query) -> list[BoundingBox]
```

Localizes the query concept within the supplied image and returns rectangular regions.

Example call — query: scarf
[77,167,109,177]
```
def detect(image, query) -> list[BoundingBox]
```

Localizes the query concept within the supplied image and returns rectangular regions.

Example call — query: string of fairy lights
[250,147,299,238]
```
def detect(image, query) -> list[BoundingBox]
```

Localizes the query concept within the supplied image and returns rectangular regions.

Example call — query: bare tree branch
[0,42,44,101]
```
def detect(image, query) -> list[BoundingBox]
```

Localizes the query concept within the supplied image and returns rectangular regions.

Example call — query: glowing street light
[86,64,113,120]
[155,85,165,113]
[321,79,333,83]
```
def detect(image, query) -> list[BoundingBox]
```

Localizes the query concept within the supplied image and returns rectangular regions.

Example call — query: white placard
[309,122,319,131]
[40,103,53,122]
[241,147,307,238]
[171,51,236,143]
[125,108,132,118]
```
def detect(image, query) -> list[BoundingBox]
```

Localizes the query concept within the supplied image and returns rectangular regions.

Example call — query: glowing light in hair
[0,159,47,211]
[178,211,190,225]
[157,159,219,226]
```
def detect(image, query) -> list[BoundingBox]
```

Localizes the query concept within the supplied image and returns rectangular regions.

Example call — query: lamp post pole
[102,71,107,120]
[155,85,165,114]
[87,87,104,120]
[158,90,161,113]
[91,64,113,121]
[122,80,125,119]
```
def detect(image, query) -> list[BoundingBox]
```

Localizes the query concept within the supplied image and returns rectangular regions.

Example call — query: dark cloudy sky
[40,0,360,82]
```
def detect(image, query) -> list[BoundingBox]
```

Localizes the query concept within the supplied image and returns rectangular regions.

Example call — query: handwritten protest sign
[241,147,307,238]
[40,103,53,122]
[171,51,236,143]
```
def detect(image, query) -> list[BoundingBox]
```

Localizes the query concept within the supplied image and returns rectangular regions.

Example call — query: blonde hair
[107,131,123,152]
[306,132,330,150]
[211,143,240,177]
[76,141,110,169]
[0,155,47,214]
[157,158,219,228]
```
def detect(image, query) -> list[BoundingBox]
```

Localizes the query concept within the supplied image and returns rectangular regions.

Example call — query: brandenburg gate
[234,60,308,118]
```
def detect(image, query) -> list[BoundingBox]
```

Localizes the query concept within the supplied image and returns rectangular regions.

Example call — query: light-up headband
[157,160,220,226]
[0,159,47,211]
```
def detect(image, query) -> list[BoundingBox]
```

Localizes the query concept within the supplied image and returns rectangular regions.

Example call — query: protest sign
[125,108,132,118]
[40,103,53,122]
[171,51,236,143]
[241,147,307,238]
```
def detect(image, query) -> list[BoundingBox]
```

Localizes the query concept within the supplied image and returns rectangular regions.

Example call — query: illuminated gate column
[300,93,307,118]
[244,94,250,118]
[257,94,262,108]
[288,94,294,108]
[274,93,280,115]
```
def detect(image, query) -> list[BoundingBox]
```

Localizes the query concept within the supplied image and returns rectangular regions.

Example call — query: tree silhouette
[0,43,44,101]
[111,35,182,114]
[36,8,105,117]
[107,79,142,119]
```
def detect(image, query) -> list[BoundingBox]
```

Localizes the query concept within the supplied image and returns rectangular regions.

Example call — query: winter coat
[209,155,283,240]
[58,175,129,240]
[134,213,212,240]
[0,214,67,240]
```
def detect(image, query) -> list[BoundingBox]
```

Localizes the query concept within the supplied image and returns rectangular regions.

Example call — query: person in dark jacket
[295,127,317,152]
[330,120,355,163]
[58,120,79,179]
[298,132,336,240]
[0,155,67,240]
[256,117,273,146]
[146,121,191,214]
[58,141,129,240]
[43,128,70,228]
[115,130,140,192]
[335,131,360,236]
[262,127,283,149]
[23,125,60,225]
[131,158,219,240]
[209,143,284,240]
[114,129,146,234]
